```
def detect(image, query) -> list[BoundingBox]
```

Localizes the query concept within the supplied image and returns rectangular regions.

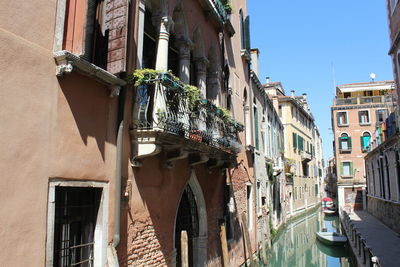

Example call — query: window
[298,135,304,151]
[254,107,259,150]
[391,0,398,13]
[343,92,351,98]
[358,110,370,125]
[257,182,262,215]
[364,91,373,96]
[46,181,108,267]
[302,162,309,177]
[376,109,388,123]
[337,112,348,126]
[293,133,298,149]
[360,132,371,153]
[339,133,352,152]
[62,0,110,68]
[341,161,353,177]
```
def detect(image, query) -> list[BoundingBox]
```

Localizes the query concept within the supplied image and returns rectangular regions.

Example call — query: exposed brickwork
[105,0,127,74]
[119,217,174,267]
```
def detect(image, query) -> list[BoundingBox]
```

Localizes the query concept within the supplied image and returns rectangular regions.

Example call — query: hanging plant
[132,69,159,86]
[184,84,200,110]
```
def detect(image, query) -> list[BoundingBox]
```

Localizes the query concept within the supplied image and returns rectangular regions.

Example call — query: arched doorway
[174,172,207,266]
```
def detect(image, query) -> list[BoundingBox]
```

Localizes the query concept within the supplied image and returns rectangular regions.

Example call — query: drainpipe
[113,121,123,248]
[108,121,123,267]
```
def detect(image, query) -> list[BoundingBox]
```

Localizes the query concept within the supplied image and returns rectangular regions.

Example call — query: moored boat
[323,208,337,215]
[316,231,347,246]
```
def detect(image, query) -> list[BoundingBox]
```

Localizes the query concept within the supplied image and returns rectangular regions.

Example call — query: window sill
[338,124,349,127]
[54,50,126,97]
[359,122,371,126]
[341,176,353,179]
[339,149,352,153]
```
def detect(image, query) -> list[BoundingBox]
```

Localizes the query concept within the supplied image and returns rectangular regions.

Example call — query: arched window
[339,133,352,152]
[361,132,371,153]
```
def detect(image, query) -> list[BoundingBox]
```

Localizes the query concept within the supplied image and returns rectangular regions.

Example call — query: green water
[265,209,354,267]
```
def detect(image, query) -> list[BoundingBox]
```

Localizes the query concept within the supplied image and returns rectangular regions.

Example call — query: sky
[247,1,394,164]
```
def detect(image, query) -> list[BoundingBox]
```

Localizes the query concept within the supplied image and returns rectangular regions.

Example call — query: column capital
[194,57,209,73]
[176,38,193,59]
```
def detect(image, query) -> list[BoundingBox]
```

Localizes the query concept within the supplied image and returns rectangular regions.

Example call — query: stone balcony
[334,95,396,106]
[300,151,312,162]
[131,71,243,167]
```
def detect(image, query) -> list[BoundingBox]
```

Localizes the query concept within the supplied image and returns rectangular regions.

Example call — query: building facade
[0,0,264,266]
[360,0,400,235]
[265,83,322,217]
[248,50,286,253]
[331,81,396,214]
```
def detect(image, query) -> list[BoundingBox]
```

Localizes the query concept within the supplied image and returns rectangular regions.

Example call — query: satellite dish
[370,73,376,81]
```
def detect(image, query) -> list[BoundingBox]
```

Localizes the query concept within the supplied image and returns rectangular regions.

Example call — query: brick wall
[105,0,128,74]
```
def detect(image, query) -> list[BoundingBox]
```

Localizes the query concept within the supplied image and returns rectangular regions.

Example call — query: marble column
[155,16,171,72]
[177,39,192,84]
[195,57,208,98]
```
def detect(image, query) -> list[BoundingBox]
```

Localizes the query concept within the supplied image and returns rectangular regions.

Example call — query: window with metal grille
[53,187,102,267]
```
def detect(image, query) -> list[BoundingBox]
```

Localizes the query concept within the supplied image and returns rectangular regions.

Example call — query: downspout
[113,121,123,248]
[108,120,123,267]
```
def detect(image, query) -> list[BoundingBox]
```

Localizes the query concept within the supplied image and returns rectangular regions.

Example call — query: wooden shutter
[293,133,297,148]
[340,162,344,175]
[338,137,342,150]
[350,162,354,176]
[244,16,251,51]
[348,137,352,149]
[254,108,259,150]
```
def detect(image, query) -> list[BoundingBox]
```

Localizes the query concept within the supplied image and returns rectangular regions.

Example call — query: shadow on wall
[57,72,118,162]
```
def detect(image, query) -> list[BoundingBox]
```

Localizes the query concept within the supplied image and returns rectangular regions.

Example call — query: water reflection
[266,209,354,267]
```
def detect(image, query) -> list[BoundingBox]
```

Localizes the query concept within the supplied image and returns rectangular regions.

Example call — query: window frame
[339,132,352,153]
[358,109,371,125]
[46,180,109,267]
[391,0,399,15]
[340,161,354,178]
[361,131,371,153]
[337,111,349,126]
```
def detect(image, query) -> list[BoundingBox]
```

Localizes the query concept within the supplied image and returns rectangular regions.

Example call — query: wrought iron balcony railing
[133,72,243,154]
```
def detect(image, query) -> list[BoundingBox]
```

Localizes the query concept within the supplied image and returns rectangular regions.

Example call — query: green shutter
[340,162,344,175]
[254,108,259,150]
[358,111,362,124]
[293,133,297,148]
[348,137,352,149]
[360,136,364,150]
[350,162,354,176]
[244,16,251,51]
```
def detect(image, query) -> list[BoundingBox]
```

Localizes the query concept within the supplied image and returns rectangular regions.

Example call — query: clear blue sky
[248,0,394,164]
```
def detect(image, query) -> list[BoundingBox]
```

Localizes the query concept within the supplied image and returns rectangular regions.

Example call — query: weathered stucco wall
[367,196,400,234]
[0,1,119,265]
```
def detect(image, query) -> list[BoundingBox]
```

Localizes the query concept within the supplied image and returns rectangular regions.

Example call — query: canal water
[265,209,355,267]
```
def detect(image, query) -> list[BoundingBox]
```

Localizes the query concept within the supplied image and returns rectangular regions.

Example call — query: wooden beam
[241,213,254,266]
[219,221,230,267]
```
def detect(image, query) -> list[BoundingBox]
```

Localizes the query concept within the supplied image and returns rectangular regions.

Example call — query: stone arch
[174,171,207,266]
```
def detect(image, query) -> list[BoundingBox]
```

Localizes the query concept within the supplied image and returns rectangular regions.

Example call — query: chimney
[266,76,270,84]
[250,48,260,77]
[291,90,295,98]
[302,93,307,102]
